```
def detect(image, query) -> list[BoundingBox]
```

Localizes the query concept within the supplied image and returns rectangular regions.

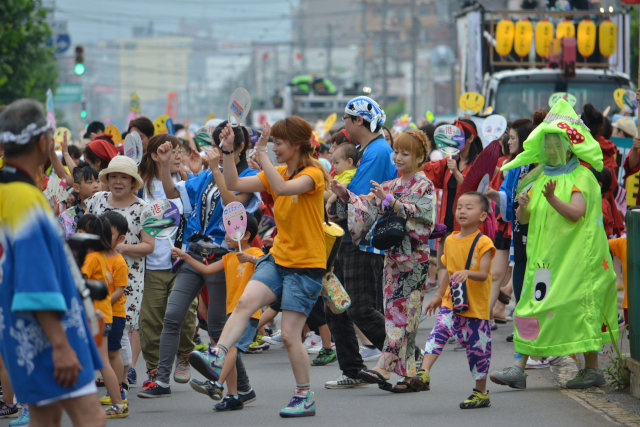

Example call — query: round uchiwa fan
[434,124,465,157]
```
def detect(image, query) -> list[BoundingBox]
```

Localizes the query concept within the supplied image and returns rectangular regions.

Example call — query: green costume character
[501,99,618,358]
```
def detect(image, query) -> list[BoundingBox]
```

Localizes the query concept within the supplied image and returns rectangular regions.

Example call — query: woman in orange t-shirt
[191,116,330,417]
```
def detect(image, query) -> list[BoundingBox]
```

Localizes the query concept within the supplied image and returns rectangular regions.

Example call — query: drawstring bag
[322,212,350,313]
[450,233,482,314]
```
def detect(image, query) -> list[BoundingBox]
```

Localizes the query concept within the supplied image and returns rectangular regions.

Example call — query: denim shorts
[230,315,259,352]
[108,316,126,351]
[251,254,324,316]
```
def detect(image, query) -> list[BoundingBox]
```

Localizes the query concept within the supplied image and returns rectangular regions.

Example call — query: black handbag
[371,215,406,250]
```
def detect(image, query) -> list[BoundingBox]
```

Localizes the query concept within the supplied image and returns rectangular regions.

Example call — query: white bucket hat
[98,155,144,190]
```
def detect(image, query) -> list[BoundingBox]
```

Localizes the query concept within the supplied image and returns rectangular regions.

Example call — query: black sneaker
[215,395,244,411]
[189,378,223,401]
[238,388,257,404]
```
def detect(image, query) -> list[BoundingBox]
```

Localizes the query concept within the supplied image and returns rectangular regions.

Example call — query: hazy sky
[51,0,298,45]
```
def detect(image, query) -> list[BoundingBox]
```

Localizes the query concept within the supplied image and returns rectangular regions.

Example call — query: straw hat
[98,155,143,190]
[612,118,637,138]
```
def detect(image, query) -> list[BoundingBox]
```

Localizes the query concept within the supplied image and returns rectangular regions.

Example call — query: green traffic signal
[80,110,87,118]
[74,63,85,76]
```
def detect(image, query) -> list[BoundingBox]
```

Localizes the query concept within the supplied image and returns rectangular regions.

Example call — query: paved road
[42,306,624,427]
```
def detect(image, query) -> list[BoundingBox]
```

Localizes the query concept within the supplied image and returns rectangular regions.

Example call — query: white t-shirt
[143,176,184,270]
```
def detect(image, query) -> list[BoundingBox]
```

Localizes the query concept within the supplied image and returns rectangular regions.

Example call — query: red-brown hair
[393,129,429,167]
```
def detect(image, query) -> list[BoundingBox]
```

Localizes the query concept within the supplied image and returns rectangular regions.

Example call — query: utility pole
[410,0,417,120]
[297,9,307,71]
[359,0,367,84]
[381,0,388,106]
[326,24,333,77]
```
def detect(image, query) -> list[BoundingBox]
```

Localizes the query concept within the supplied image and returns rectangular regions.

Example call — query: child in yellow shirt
[609,236,628,325]
[414,192,495,409]
[100,211,130,406]
[78,214,128,418]
[326,143,358,214]
[172,214,262,411]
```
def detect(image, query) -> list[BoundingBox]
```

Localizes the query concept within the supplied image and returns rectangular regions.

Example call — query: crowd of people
[0,90,636,424]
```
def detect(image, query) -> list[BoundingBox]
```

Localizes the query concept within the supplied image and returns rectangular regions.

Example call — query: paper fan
[457,140,502,196]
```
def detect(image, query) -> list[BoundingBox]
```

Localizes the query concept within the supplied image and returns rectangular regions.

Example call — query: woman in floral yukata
[331,129,435,393]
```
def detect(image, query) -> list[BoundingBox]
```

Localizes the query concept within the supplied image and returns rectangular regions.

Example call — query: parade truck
[455,5,633,119]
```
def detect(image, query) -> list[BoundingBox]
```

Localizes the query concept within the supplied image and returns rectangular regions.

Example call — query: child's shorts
[251,254,323,316]
[231,316,259,353]
[108,316,126,351]
[103,323,112,337]
[424,306,492,380]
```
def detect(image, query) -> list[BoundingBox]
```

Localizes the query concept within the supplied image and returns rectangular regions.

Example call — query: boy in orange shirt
[172,214,262,411]
[412,192,495,409]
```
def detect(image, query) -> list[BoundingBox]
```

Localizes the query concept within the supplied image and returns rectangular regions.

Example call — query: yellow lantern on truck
[599,19,617,58]
[535,20,554,58]
[495,19,515,57]
[514,19,533,57]
[577,19,596,58]
[556,19,575,39]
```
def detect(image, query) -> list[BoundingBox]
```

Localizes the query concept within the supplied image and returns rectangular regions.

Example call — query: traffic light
[74,45,85,76]
[80,101,87,119]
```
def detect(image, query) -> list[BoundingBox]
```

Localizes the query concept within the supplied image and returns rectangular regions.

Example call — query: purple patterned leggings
[424,306,492,380]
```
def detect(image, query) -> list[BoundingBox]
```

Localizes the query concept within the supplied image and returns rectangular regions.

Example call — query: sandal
[409,369,431,391]
[391,381,417,393]
[358,369,392,391]
[105,404,129,419]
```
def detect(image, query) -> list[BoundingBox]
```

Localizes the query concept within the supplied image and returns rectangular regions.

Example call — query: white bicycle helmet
[344,96,386,133]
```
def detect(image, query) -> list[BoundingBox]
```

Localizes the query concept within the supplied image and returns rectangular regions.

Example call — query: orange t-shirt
[106,254,128,318]
[258,165,326,269]
[609,237,627,309]
[222,247,264,319]
[82,251,113,324]
[441,231,496,320]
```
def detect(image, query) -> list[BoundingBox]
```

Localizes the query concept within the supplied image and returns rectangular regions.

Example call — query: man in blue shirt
[325,96,397,389]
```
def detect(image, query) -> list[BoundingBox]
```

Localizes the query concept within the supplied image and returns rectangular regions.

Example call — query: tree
[0,0,58,105]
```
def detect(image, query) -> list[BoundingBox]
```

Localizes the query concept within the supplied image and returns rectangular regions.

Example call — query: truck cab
[485,68,632,120]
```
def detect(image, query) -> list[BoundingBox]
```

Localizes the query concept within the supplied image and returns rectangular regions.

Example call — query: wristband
[221,149,234,155]
[257,146,267,152]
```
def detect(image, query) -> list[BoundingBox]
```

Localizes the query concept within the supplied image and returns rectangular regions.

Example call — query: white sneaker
[325,374,368,389]
[525,357,550,369]
[303,332,321,350]
[359,346,381,362]
[307,343,323,354]
[262,330,283,345]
